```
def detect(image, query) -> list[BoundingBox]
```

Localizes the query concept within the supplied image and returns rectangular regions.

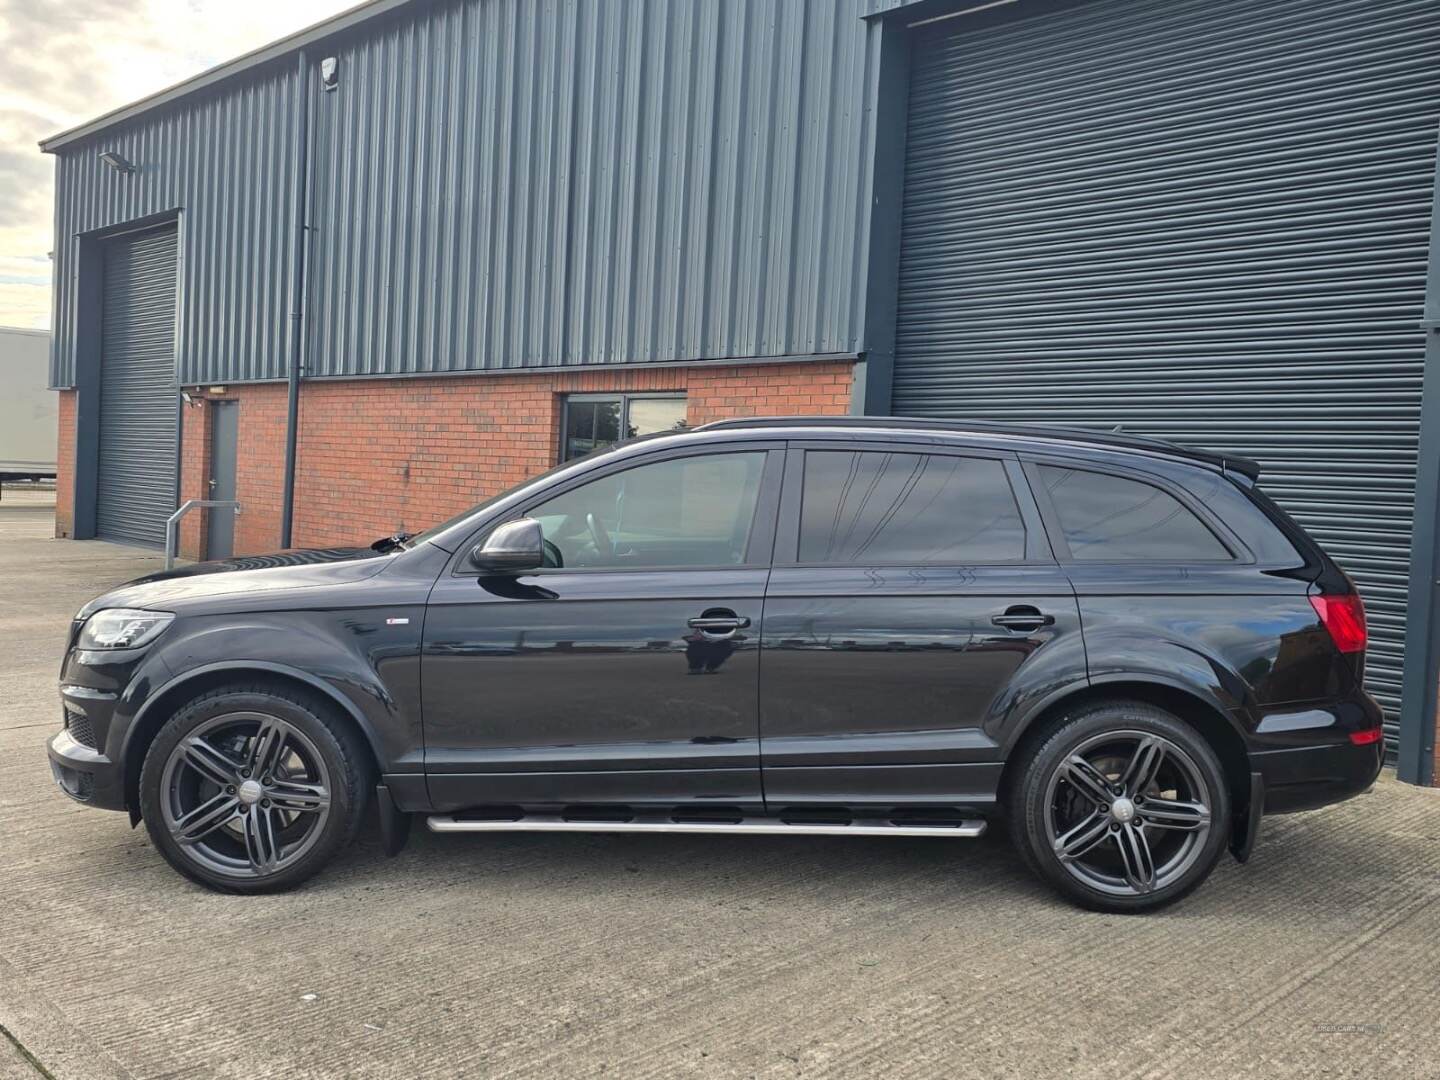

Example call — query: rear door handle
[991,608,1055,631]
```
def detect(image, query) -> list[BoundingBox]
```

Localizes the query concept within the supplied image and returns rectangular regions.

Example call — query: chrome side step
[427,814,986,839]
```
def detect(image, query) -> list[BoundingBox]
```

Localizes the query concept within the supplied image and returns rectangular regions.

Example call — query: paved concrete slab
[1,501,1438,1079]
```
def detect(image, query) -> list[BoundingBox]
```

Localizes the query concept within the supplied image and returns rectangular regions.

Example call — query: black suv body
[48,418,1383,911]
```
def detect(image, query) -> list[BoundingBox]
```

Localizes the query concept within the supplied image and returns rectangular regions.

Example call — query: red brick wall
[686,361,853,425]
[229,385,290,556]
[55,390,76,539]
[176,397,211,560]
[288,360,854,550]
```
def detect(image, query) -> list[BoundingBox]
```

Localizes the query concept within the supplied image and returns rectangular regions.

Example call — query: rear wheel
[1009,701,1231,913]
[139,685,369,893]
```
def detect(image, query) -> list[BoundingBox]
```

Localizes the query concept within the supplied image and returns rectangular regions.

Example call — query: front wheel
[1008,701,1231,913]
[139,684,370,893]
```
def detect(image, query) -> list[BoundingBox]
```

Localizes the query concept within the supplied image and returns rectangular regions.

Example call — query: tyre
[1008,700,1231,914]
[139,684,370,893]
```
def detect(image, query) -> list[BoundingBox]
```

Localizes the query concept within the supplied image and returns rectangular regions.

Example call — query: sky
[0,0,358,331]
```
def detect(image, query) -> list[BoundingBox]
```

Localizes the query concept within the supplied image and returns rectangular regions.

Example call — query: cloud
[0,0,355,330]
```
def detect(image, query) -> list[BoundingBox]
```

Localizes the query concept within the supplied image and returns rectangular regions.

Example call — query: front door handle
[688,614,751,634]
[991,607,1055,632]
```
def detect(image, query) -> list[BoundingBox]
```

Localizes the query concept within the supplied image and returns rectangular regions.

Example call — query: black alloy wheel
[1010,701,1232,913]
[140,685,369,893]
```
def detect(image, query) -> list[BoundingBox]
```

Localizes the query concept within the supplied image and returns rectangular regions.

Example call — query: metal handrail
[165,499,242,570]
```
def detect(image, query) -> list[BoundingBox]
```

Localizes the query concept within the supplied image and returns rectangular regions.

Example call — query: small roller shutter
[893,0,1440,745]
[97,225,179,548]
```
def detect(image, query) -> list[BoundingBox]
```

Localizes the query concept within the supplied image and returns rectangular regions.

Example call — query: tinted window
[529,452,766,569]
[799,451,1025,564]
[1037,465,1231,561]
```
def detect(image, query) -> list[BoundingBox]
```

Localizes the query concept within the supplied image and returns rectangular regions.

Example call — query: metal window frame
[559,392,687,463]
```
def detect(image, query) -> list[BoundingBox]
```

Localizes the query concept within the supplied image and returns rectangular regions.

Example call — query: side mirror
[469,518,544,574]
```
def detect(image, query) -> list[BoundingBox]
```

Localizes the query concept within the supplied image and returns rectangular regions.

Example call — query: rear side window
[1037,465,1231,561]
[799,451,1025,564]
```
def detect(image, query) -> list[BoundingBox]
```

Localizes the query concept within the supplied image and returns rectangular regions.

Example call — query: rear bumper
[1249,739,1384,814]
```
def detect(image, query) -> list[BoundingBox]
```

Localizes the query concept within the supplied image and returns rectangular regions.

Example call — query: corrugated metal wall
[304,0,877,376]
[50,66,301,387]
[891,0,1440,740]
[51,0,881,386]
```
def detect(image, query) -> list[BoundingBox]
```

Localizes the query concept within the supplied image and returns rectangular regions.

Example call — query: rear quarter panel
[1075,566,1350,728]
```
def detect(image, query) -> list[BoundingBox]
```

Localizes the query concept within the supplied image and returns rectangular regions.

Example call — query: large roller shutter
[893,0,1440,745]
[97,225,179,547]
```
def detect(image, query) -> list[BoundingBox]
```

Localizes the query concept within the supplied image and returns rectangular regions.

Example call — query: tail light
[1310,592,1367,655]
[1348,727,1383,746]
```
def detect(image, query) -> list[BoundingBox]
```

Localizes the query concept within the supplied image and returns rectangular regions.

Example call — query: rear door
[759,441,1085,810]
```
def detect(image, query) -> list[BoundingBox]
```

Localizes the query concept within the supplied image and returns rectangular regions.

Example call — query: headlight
[77,609,175,650]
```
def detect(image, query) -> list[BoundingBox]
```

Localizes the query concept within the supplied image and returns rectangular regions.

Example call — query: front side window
[1037,465,1231,561]
[798,451,1026,564]
[529,452,766,569]
[562,394,687,461]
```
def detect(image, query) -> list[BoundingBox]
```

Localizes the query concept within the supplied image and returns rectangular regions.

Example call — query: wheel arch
[121,661,385,823]
[999,678,1251,817]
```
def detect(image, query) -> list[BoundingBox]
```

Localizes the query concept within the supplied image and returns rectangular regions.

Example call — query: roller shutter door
[97,225,179,548]
[893,0,1440,746]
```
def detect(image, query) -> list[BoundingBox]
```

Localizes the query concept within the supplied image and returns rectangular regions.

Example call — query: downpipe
[280,50,312,549]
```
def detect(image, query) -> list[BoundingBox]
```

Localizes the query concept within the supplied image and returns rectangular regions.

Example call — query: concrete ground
[2,496,1438,1080]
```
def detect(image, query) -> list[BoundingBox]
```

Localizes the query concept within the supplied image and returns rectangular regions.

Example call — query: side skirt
[428,811,987,839]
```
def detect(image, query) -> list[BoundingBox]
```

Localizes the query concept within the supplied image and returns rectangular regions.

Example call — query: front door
[422,444,783,812]
[759,443,1084,810]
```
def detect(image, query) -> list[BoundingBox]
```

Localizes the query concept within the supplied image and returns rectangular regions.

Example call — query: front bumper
[48,727,128,811]
[46,635,166,814]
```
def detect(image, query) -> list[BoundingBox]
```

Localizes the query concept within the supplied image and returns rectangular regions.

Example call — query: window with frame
[528,451,767,569]
[1036,465,1232,561]
[562,394,687,461]
[798,450,1026,564]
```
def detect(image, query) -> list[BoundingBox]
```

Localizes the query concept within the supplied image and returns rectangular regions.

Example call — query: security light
[98,151,133,174]
[321,57,339,91]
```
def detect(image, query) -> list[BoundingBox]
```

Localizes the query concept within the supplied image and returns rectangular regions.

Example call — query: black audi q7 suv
[48,417,1383,912]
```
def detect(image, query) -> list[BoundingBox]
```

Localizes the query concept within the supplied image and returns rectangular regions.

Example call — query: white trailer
[0,326,57,482]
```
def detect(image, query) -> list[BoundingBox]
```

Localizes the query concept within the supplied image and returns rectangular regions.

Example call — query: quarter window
[798,451,1026,564]
[528,452,766,569]
[1036,465,1231,561]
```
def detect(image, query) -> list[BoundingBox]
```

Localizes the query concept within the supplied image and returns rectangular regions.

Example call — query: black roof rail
[695,415,1262,481]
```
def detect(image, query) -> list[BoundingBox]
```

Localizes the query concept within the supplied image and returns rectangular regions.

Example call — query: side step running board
[427,815,986,839]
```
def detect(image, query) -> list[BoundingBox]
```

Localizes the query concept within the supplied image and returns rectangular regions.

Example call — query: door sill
[426,812,986,838]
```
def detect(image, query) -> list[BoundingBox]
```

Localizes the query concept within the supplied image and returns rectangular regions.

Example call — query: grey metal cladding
[96,225,179,548]
[51,0,880,386]
[303,0,877,377]
[49,64,300,388]
[891,0,1440,744]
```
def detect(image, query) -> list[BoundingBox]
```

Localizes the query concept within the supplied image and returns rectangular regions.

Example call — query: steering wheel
[542,538,564,569]
[585,512,614,561]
